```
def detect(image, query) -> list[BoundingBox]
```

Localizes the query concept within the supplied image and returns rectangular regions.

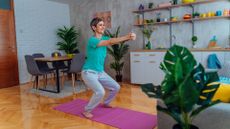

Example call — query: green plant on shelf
[191,35,198,48]
[142,26,156,49]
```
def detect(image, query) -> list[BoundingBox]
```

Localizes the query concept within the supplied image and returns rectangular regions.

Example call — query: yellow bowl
[182,0,195,3]
[67,54,74,58]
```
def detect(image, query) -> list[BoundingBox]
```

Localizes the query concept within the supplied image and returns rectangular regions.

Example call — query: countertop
[130,48,230,52]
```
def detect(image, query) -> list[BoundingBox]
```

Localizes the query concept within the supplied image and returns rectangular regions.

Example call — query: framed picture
[93,11,111,28]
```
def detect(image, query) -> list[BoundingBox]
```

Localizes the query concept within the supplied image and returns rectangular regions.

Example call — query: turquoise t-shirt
[83,36,110,72]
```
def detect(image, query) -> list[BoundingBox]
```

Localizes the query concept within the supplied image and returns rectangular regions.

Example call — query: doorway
[0,0,19,88]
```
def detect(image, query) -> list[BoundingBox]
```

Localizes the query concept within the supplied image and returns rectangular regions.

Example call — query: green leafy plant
[56,26,79,54]
[141,45,220,129]
[142,26,156,49]
[104,26,129,82]
[191,36,198,47]
[142,27,153,40]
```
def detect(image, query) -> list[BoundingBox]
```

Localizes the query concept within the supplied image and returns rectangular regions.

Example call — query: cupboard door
[146,52,165,85]
[130,52,165,85]
[130,52,147,84]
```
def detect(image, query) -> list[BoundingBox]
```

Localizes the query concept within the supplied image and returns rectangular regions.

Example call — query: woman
[81,17,136,118]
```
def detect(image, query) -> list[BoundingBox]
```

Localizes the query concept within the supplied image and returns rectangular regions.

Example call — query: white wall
[14,0,70,83]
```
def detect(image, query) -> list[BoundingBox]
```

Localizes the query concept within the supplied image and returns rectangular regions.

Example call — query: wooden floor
[0,82,157,129]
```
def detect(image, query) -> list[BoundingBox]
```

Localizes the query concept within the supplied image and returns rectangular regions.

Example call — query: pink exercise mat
[53,99,157,129]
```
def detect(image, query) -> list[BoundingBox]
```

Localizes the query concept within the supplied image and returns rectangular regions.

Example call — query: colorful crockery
[216,10,222,16]
[207,12,212,17]
[224,9,229,16]
[201,13,206,18]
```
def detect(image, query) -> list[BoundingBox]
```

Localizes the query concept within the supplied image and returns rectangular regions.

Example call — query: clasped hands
[127,32,136,41]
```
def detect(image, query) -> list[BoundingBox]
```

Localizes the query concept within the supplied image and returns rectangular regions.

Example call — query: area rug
[53,99,157,129]
[29,81,87,98]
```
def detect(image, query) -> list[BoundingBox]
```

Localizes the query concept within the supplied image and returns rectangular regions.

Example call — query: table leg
[39,69,60,93]
[56,68,60,93]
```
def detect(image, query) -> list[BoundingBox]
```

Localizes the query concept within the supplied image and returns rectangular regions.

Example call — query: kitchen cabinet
[130,52,165,85]
[130,50,230,84]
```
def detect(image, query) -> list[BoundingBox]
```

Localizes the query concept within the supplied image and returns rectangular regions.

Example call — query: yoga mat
[54,99,157,129]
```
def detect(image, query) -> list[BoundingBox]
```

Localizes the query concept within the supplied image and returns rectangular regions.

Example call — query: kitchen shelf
[133,0,225,13]
[134,16,230,26]
[133,0,229,48]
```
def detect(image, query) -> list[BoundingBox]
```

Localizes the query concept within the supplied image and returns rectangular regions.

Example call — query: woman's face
[93,21,105,34]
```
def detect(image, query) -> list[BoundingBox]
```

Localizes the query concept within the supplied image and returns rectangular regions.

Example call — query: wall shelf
[133,0,225,14]
[133,0,229,48]
[134,16,230,26]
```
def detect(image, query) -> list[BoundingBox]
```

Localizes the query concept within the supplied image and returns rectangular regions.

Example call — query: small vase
[145,41,152,50]
[192,44,197,48]
[173,124,199,129]
[173,0,178,4]
[148,3,154,9]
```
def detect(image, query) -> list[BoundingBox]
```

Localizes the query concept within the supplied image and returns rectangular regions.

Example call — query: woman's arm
[97,33,136,47]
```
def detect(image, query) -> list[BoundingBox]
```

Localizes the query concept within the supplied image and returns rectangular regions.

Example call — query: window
[0,0,11,10]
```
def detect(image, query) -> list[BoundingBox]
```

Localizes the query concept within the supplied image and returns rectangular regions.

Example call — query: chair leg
[42,75,46,88]
[61,72,65,90]
[72,73,76,94]
[35,76,39,89]
[51,73,56,90]
[30,75,35,88]
[77,73,83,82]
[53,72,56,86]
[45,74,48,86]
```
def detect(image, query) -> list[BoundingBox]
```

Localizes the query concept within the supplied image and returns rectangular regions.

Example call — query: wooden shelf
[133,0,225,13]
[134,16,230,26]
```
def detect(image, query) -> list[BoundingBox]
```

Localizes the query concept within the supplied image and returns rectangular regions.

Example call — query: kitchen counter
[131,48,230,52]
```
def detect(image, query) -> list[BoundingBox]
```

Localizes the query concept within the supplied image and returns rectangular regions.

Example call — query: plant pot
[173,0,178,5]
[192,44,197,48]
[67,54,74,58]
[115,75,122,82]
[145,41,152,50]
[173,124,199,129]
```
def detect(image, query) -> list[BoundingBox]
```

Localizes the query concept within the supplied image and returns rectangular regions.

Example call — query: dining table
[35,56,72,93]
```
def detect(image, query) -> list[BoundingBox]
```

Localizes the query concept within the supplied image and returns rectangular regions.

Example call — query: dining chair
[32,53,55,72]
[61,53,85,94]
[25,55,50,89]
[32,53,55,86]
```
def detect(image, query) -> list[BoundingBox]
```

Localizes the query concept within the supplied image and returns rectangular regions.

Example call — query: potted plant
[56,26,80,57]
[142,26,155,49]
[141,45,220,129]
[191,36,198,48]
[104,26,129,82]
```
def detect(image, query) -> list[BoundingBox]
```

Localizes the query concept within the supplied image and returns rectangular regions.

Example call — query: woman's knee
[96,89,105,97]
[114,83,120,92]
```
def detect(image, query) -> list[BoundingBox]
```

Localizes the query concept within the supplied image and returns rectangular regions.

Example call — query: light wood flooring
[0,82,157,129]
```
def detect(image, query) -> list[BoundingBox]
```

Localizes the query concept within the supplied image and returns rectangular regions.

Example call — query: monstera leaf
[141,45,220,129]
